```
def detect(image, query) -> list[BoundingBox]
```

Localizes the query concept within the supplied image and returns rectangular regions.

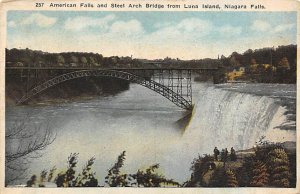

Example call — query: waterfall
[6,83,295,185]
[183,84,288,152]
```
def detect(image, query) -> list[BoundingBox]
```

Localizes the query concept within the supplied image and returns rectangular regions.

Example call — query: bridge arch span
[17,69,192,110]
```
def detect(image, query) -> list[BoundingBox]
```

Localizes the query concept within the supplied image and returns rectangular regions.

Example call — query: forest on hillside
[221,45,296,83]
[5,44,297,83]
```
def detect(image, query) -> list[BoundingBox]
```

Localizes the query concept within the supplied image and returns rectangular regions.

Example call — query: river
[5,82,296,185]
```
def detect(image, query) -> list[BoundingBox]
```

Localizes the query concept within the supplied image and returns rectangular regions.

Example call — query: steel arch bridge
[16,69,193,110]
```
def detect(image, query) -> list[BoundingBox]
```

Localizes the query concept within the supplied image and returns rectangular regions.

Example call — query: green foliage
[267,148,290,187]
[249,160,269,187]
[56,55,65,65]
[254,142,282,163]
[53,153,99,187]
[225,169,238,187]
[55,153,79,187]
[207,167,238,187]
[39,170,47,187]
[236,156,255,187]
[187,144,294,188]
[80,56,88,65]
[208,166,226,187]
[251,141,291,188]
[27,153,98,187]
[186,154,215,186]
[26,151,179,187]
[47,166,56,182]
[24,144,295,188]
[70,55,79,64]
[26,175,37,187]
[105,151,128,187]
[208,168,238,187]
[6,45,296,84]
[74,157,98,187]
[223,45,296,83]
[130,164,180,187]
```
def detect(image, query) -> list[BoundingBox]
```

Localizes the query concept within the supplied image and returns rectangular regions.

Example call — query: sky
[7,11,297,59]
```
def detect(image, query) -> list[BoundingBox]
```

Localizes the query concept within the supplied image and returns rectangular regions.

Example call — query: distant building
[262,64,276,72]
[227,67,245,81]
[239,67,245,72]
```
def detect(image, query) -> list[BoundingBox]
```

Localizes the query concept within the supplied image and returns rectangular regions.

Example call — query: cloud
[153,21,173,29]
[147,17,212,44]
[174,18,213,38]
[218,25,242,36]
[64,14,116,31]
[274,23,295,33]
[8,21,16,27]
[19,13,57,27]
[250,20,271,32]
[251,20,295,34]
[110,20,144,35]
[7,13,296,60]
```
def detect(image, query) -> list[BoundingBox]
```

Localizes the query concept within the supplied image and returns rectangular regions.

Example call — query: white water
[6,82,296,185]
[184,84,294,150]
[157,83,295,182]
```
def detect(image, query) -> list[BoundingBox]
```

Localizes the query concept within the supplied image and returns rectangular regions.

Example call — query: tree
[44,53,56,65]
[17,49,33,66]
[39,170,47,187]
[26,175,37,187]
[253,140,291,187]
[26,152,178,188]
[56,55,65,66]
[32,54,45,67]
[209,166,226,187]
[55,153,79,187]
[276,57,291,83]
[250,58,257,65]
[69,55,79,65]
[89,56,96,65]
[267,148,290,187]
[5,117,56,185]
[105,151,128,187]
[249,160,269,187]
[130,164,179,187]
[95,54,103,63]
[186,154,215,186]
[80,56,88,67]
[27,154,98,187]
[225,169,238,187]
[236,156,255,187]
[74,157,98,187]
[278,56,291,69]
[47,166,57,182]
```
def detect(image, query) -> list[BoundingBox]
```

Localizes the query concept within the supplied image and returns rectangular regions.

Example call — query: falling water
[183,84,291,151]
[6,83,296,185]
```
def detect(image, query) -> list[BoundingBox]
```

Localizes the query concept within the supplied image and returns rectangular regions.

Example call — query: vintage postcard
[0,0,299,193]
